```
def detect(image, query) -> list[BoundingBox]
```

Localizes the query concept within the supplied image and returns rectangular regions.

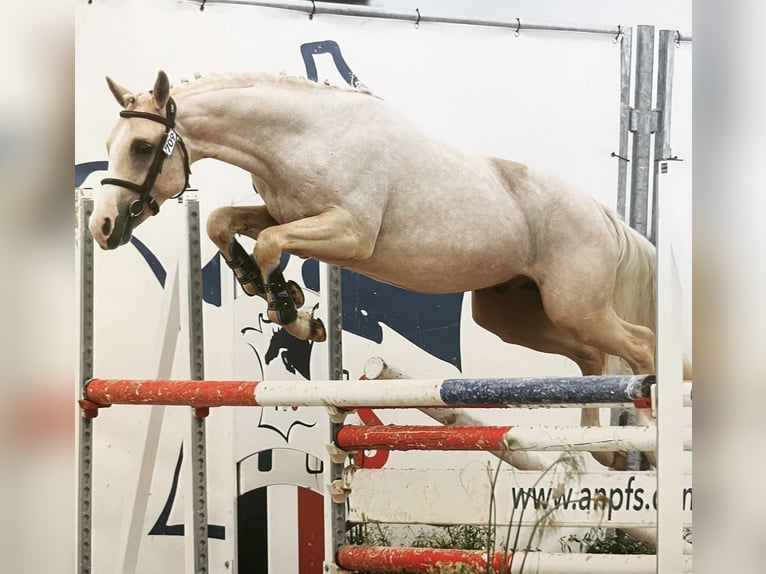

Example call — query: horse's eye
[134,142,154,156]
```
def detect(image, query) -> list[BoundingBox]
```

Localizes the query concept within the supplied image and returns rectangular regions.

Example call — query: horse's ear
[152,70,171,110]
[105,76,135,108]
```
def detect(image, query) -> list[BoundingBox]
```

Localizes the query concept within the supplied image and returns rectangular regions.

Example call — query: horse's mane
[170,72,378,98]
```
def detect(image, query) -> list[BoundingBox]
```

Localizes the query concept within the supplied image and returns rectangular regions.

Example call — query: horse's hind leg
[536,262,657,466]
[550,304,656,466]
[472,284,628,469]
[472,283,605,375]
[544,301,655,377]
[206,205,305,306]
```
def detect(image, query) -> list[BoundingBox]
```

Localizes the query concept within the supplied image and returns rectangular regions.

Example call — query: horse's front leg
[207,205,306,308]
[253,206,376,342]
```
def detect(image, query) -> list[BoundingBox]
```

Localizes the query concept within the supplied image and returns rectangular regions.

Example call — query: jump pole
[335,545,692,574]
[333,424,692,453]
[82,373,665,411]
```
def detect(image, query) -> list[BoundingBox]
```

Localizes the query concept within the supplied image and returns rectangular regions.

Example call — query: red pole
[336,545,514,573]
[336,425,512,451]
[85,379,259,407]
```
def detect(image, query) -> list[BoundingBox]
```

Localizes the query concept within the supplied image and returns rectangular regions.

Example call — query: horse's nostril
[102,218,112,237]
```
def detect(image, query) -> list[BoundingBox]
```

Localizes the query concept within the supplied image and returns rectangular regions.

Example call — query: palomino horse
[89,71,675,468]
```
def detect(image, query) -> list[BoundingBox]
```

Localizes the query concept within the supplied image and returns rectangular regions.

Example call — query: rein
[101,97,191,217]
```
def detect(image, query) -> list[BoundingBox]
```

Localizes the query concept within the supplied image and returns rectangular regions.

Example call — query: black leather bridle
[101,97,191,217]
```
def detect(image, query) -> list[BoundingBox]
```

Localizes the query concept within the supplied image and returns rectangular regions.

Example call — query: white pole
[656,215,685,570]
[117,264,182,573]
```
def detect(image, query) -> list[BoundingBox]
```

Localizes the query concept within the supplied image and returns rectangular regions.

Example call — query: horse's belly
[338,242,525,294]
[334,203,530,293]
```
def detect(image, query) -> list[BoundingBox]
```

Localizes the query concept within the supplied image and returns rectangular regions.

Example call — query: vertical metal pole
[616,26,633,220]
[327,264,345,563]
[650,30,676,244]
[77,190,95,574]
[629,25,656,237]
[326,267,344,380]
[186,194,209,574]
[612,25,644,471]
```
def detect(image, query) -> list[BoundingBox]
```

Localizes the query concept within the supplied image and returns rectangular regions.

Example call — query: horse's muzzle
[106,211,135,249]
[90,209,134,250]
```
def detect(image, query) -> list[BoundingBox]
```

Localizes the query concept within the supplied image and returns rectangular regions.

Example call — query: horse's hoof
[310,317,327,342]
[610,451,629,471]
[287,280,305,308]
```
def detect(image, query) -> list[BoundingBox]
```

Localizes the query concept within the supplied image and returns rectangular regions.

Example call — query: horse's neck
[175,82,326,173]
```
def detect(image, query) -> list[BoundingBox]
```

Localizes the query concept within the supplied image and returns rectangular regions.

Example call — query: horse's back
[265,92,628,295]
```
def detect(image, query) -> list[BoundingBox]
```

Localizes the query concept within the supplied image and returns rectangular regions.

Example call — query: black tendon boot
[226,239,266,296]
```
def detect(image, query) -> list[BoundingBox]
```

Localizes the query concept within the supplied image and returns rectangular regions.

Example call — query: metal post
[327,266,344,380]
[629,25,657,237]
[616,25,656,472]
[326,264,345,563]
[185,194,209,574]
[650,30,677,244]
[77,190,95,574]
[616,26,633,219]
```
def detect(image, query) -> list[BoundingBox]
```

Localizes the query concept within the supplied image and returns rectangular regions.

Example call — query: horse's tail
[601,207,657,376]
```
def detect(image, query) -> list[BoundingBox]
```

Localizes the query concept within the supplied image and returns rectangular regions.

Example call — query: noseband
[101,97,191,217]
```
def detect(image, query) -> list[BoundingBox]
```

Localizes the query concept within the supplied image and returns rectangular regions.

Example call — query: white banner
[347,468,693,528]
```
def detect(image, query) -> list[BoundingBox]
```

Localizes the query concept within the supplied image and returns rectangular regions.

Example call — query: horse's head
[89,71,191,249]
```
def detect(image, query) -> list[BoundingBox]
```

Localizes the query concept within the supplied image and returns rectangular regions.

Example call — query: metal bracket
[327,405,352,424]
[78,398,110,419]
[328,479,352,504]
[327,442,353,464]
[327,465,355,503]
[629,108,659,133]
